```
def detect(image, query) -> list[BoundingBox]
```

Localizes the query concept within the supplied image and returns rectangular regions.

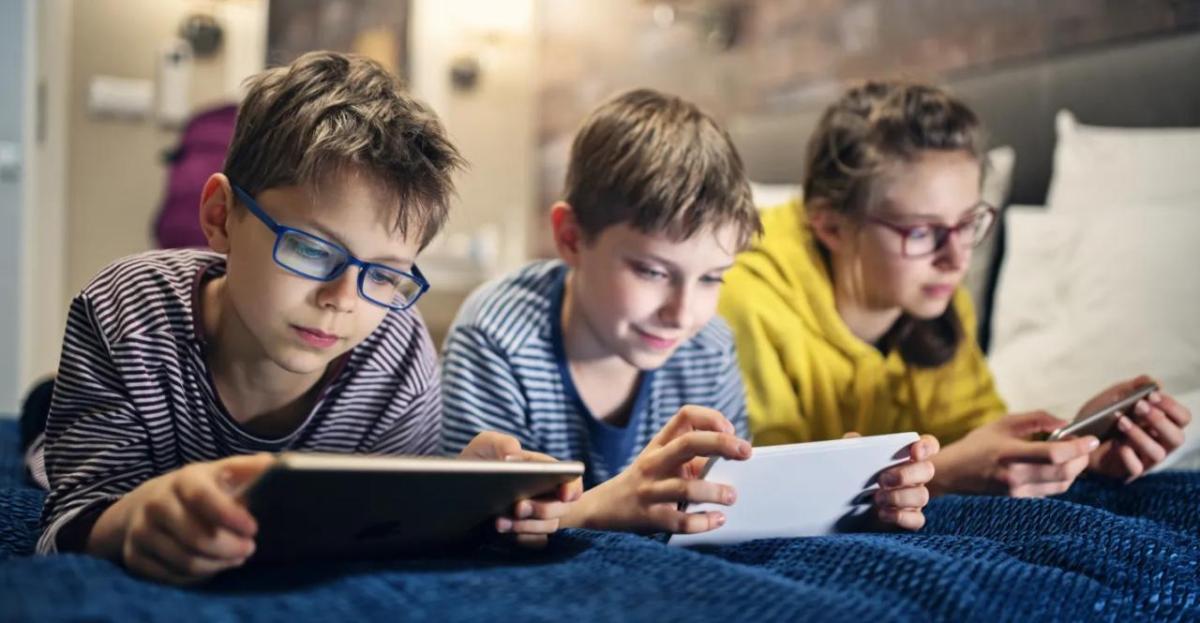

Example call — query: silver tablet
[240,452,584,562]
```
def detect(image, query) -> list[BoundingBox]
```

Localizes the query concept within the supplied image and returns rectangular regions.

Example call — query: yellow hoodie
[720,201,1007,447]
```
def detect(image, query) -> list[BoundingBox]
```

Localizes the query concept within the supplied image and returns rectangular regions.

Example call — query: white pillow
[988,207,1070,355]
[989,204,1200,419]
[1046,110,1200,212]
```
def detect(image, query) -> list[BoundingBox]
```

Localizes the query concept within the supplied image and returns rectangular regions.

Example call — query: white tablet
[670,432,919,547]
[240,452,585,562]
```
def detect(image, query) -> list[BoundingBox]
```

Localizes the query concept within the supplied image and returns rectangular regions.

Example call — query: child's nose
[657,286,693,329]
[317,266,360,312]
[935,230,969,271]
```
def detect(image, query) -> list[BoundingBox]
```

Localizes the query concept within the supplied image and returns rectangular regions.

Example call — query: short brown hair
[563,88,759,249]
[804,80,985,368]
[225,51,465,247]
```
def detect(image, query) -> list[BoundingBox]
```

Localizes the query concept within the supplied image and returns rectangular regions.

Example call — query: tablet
[240,452,585,562]
[670,432,919,547]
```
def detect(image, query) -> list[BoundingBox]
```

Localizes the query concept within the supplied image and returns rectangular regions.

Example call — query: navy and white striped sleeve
[440,324,535,456]
[38,295,154,554]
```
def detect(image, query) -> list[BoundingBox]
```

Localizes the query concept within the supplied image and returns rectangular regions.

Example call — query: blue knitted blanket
[1,420,1196,622]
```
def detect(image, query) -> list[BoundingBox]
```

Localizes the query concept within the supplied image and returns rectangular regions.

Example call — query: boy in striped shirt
[34,52,577,584]
[442,89,938,536]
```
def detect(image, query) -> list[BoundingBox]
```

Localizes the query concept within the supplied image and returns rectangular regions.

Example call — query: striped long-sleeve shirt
[36,250,442,554]
[441,260,748,487]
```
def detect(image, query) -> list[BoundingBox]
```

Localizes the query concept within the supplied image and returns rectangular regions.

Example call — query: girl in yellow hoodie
[720,81,1191,498]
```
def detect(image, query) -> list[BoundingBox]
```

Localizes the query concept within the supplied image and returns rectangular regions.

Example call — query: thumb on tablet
[217,453,274,494]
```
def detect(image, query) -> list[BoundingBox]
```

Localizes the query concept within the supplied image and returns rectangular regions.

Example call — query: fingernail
[504,455,522,462]
[1087,437,1100,450]
[496,517,512,533]
[881,473,899,487]
[516,501,532,518]
[724,488,736,505]
[1135,401,1150,416]
[737,441,751,457]
[1117,416,1132,431]
[715,514,726,527]
[1149,392,1162,404]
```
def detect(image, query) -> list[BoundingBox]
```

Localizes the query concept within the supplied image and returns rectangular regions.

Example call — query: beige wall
[65,0,265,301]
[40,0,535,364]
[409,0,538,346]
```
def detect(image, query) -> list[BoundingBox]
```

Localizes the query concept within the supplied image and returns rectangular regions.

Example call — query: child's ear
[199,174,235,253]
[806,200,848,254]
[550,202,585,267]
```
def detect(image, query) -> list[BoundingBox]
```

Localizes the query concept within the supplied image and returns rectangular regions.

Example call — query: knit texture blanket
[1,420,1196,622]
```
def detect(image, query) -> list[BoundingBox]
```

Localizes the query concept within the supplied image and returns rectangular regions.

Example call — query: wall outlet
[86,75,153,119]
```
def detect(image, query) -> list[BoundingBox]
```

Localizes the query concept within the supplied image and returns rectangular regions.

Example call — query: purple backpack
[153,103,238,249]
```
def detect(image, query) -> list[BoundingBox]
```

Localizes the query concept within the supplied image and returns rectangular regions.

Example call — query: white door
[0,0,29,413]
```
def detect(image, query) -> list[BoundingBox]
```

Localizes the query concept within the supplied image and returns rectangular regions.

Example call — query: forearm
[86,496,132,561]
[559,486,601,530]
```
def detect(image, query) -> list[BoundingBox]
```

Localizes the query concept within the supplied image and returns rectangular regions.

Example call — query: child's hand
[90,453,273,585]
[929,412,1096,497]
[459,432,583,548]
[563,405,751,535]
[1084,375,1192,482]
[871,434,939,530]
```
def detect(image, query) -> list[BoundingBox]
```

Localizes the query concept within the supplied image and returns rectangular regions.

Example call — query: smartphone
[1046,382,1159,442]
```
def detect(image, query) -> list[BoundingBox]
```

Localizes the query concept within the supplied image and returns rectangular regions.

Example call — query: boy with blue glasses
[33,52,577,584]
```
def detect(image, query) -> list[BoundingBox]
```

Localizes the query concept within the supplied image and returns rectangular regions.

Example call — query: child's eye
[367,269,401,287]
[632,263,669,281]
[288,237,332,260]
[700,274,726,286]
[906,226,934,241]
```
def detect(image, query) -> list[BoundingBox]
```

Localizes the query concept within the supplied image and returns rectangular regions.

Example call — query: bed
[2,420,1198,622]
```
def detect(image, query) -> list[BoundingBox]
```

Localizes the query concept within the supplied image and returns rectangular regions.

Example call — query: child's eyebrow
[636,252,734,274]
[876,199,982,222]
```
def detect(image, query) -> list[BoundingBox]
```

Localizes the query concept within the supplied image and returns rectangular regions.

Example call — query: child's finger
[556,478,583,503]
[879,460,934,488]
[914,434,940,460]
[146,491,254,560]
[1014,454,1089,485]
[506,517,560,536]
[176,470,257,538]
[1009,479,1073,498]
[1005,411,1069,437]
[520,498,572,521]
[1133,404,1185,451]
[128,524,242,584]
[650,506,726,534]
[1008,436,1097,465]
[1114,443,1145,481]
[878,507,925,531]
[875,485,929,510]
[1116,415,1167,466]
[644,432,750,476]
[125,542,202,586]
[1150,391,1192,427]
[652,405,735,447]
[641,477,735,507]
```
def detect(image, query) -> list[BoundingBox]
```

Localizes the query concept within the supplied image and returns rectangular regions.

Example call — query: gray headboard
[730,32,1200,206]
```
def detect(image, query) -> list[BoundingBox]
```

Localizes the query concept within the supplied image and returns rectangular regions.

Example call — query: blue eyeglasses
[232,184,429,311]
